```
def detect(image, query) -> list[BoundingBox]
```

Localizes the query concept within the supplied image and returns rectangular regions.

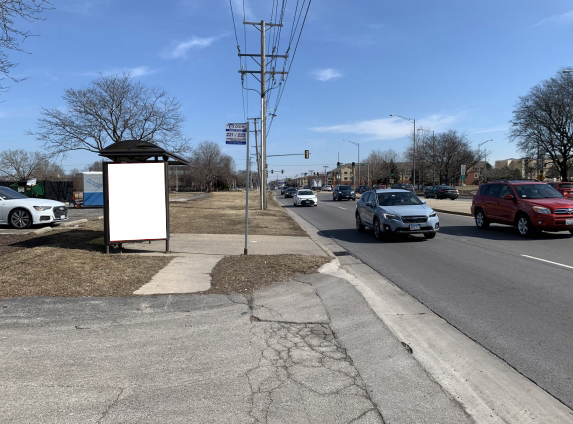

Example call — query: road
[276,190,573,410]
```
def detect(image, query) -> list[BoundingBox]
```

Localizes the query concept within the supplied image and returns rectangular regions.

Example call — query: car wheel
[373,219,384,240]
[517,214,536,237]
[475,209,490,230]
[425,193,429,198]
[9,208,32,229]
[424,232,436,239]
[356,214,365,232]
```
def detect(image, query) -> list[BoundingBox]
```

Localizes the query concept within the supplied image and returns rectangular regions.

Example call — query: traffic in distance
[275,179,573,238]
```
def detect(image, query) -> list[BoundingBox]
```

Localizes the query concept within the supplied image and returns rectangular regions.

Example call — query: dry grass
[0,191,326,298]
[169,191,307,236]
[0,221,170,298]
[207,254,330,295]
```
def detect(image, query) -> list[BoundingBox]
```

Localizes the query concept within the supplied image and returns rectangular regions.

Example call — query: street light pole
[391,114,416,190]
[343,140,360,186]
[477,139,492,182]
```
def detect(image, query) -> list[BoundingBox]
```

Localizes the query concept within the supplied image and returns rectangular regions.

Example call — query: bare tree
[34,158,65,179]
[417,130,476,185]
[30,73,191,157]
[364,149,399,184]
[0,0,51,93]
[189,141,234,192]
[85,160,103,172]
[0,149,48,179]
[510,69,573,181]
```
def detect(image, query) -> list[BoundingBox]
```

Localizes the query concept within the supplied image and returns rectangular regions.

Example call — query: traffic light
[304,150,309,159]
[352,162,355,168]
[281,170,284,174]
[271,169,274,174]
[337,162,341,168]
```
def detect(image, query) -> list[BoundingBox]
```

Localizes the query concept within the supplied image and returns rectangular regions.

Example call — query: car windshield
[339,186,352,191]
[298,190,313,195]
[0,186,28,200]
[377,192,423,206]
[514,184,562,199]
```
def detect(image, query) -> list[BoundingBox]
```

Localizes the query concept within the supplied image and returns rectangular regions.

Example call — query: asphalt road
[276,190,573,410]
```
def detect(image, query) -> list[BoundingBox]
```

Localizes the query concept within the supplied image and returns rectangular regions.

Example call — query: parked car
[0,186,68,229]
[294,189,318,207]
[322,185,332,192]
[355,185,371,194]
[284,187,298,198]
[355,189,439,240]
[548,181,573,198]
[471,180,573,237]
[425,185,459,200]
[333,185,356,201]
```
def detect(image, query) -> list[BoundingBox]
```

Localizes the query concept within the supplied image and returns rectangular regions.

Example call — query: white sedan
[322,185,332,192]
[0,186,68,229]
[293,189,318,207]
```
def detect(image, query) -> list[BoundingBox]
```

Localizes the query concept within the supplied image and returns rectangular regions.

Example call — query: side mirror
[365,201,372,207]
[420,199,427,204]
[503,193,515,201]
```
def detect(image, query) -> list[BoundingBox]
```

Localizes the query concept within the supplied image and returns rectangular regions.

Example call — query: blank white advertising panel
[108,162,167,242]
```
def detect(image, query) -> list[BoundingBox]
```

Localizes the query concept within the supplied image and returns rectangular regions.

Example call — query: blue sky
[1,0,572,179]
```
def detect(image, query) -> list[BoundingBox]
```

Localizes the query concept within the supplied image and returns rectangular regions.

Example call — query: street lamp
[417,128,435,184]
[390,114,416,189]
[477,139,492,182]
[343,140,360,186]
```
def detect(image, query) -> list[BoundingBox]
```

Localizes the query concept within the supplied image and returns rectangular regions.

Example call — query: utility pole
[239,20,288,209]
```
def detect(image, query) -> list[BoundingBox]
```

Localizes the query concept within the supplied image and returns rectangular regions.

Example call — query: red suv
[548,181,573,198]
[471,180,573,237]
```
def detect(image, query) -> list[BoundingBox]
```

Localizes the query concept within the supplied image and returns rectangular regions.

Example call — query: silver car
[355,189,439,240]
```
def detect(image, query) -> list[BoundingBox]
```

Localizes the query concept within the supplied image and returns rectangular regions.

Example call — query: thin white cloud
[80,66,159,78]
[468,125,508,135]
[310,114,460,140]
[164,36,219,59]
[532,10,573,27]
[311,69,342,81]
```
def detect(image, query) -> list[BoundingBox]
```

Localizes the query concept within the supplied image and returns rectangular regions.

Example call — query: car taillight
[440,189,445,193]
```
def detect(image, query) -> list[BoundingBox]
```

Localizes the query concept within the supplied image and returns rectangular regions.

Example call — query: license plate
[60,216,68,220]
[303,200,309,204]
[410,224,420,230]
[566,219,573,225]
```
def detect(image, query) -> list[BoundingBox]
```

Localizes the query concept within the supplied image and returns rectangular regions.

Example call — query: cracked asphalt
[0,272,470,423]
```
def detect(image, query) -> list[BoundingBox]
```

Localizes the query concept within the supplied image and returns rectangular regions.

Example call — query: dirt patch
[207,254,331,295]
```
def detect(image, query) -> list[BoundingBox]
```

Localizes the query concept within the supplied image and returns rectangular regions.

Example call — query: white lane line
[521,255,573,270]
[338,207,347,210]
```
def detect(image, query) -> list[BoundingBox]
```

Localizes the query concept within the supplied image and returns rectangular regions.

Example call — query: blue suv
[355,189,439,240]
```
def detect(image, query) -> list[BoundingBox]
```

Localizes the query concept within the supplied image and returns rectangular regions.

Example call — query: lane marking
[338,207,347,210]
[521,255,573,270]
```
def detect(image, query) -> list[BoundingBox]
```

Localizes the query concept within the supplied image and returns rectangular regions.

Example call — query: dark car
[355,185,370,194]
[284,187,298,198]
[471,180,573,237]
[333,185,356,201]
[425,185,459,200]
[548,182,573,198]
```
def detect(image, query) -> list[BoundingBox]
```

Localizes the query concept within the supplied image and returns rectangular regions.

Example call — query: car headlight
[429,212,437,217]
[382,213,400,220]
[34,206,52,211]
[533,206,551,214]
